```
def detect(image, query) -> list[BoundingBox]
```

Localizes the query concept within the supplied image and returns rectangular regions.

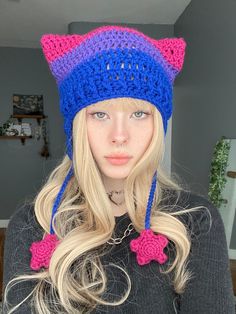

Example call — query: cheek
[137,122,153,140]
[87,126,104,157]
[134,123,153,152]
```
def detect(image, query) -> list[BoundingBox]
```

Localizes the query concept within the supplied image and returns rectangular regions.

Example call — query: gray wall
[173,0,236,197]
[0,48,67,219]
[0,23,174,219]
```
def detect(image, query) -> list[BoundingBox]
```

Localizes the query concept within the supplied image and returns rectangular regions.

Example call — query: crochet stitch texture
[130,229,169,265]
[31,25,187,271]
[30,234,60,271]
[41,25,186,160]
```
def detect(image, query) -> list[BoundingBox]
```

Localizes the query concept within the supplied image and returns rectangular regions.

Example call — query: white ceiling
[0,0,191,48]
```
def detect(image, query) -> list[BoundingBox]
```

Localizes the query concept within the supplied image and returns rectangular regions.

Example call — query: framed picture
[13,94,44,115]
[21,122,32,136]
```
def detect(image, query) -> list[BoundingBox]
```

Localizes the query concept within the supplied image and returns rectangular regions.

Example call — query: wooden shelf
[227,171,236,179]
[0,115,47,145]
[10,114,47,125]
[0,135,33,145]
[11,114,46,118]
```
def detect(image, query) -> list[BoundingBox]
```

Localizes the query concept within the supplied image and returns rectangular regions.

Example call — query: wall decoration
[0,118,13,135]
[21,123,32,136]
[4,122,22,136]
[39,119,50,159]
[13,94,44,115]
[0,100,49,156]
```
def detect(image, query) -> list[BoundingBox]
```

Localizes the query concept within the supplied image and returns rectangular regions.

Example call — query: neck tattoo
[106,190,124,206]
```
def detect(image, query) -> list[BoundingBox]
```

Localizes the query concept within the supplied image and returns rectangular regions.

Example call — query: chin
[100,166,131,179]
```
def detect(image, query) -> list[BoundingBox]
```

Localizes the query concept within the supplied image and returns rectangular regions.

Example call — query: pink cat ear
[150,38,187,72]
[40,34,83,63]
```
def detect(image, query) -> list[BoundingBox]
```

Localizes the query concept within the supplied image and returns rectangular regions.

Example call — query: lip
[105,157,132,165]
[105,153,132,158]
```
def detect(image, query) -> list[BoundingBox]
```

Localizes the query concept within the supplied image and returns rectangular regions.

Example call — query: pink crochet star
[29,234,60,271]
[130,229,169,266]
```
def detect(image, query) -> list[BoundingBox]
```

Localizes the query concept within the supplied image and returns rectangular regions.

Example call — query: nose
[112,137,127,146]
[112,131,128,145]
[110,115,129,146]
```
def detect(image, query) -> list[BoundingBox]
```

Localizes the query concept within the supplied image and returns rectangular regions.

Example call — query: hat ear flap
[40,34,83,63]
[150,38,187,72]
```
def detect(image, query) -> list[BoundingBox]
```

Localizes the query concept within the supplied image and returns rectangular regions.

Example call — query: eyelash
[90,111,151,120]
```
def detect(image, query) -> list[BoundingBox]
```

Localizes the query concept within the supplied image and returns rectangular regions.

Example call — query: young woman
[3,25,235,314]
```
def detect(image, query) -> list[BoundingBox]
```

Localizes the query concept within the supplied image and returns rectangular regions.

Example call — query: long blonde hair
[3,97,211,313]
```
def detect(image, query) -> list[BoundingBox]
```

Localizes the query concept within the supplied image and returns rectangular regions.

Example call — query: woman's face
[86,98,154,179]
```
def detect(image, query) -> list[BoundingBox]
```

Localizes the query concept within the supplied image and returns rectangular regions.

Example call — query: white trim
[229,249,236,260]
[0,220,9,228]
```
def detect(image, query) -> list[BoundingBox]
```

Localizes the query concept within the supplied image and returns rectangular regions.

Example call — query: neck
[102,174,127,216]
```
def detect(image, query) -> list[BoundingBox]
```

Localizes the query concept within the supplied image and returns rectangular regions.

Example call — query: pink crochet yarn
[41,25,185,72]
[29,234,60,271]
[130,229,169,265]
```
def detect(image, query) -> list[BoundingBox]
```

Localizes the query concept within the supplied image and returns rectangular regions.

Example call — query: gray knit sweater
[2,191,235,313]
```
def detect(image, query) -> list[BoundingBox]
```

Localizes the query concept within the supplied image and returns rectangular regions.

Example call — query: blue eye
[91,111,150,120]
[92,112,107,120]
[133,111,149,118]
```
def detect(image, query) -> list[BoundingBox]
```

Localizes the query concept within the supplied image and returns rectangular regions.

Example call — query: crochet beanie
[29,25,187,271]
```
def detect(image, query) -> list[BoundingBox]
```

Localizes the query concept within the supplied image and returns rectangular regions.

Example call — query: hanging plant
[0,117,14,135]
[208,136,231,208]
[39,119,50,159]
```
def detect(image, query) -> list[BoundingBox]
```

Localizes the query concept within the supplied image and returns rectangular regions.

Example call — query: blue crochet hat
[29,25,186,271]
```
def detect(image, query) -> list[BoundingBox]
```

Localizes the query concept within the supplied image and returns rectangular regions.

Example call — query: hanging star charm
[130,229,169,266]
[29,233,60,271]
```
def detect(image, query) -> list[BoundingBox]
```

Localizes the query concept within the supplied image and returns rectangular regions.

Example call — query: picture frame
[13,94,44,115]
